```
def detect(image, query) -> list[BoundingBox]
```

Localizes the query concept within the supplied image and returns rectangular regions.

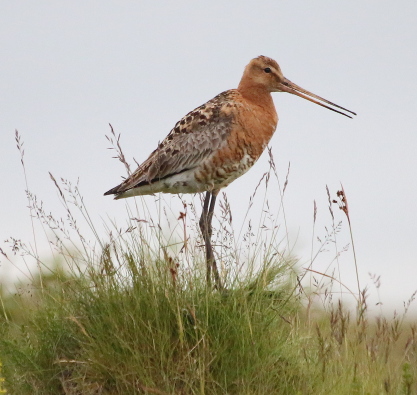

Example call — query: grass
[0,130,416,394]
[1,258,304,394]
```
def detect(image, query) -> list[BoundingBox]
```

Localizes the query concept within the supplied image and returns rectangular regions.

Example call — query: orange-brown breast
[195,90,278,189]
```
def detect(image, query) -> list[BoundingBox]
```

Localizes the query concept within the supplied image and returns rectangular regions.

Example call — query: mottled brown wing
[104,91,235,195]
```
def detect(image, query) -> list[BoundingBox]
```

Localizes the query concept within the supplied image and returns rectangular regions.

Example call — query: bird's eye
[264,67,272,73]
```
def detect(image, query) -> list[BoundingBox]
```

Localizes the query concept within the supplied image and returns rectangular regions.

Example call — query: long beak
[281,78,356,118]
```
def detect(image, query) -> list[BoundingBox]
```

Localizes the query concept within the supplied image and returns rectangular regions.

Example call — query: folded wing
[104,91,235,196]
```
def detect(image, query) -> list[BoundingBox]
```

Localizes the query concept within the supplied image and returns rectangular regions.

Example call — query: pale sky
[1,2,416,314]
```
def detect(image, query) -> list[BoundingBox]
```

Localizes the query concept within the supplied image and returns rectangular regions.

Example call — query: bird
[104,55,356,289]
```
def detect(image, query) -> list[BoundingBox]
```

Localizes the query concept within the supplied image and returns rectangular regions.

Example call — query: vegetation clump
[0,131,416,394]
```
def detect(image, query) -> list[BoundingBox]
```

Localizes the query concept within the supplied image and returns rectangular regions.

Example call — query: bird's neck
[237,82,277,126]
[237,82,275,112]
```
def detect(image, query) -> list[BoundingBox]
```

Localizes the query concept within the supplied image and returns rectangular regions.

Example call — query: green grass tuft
[1,256,308,394]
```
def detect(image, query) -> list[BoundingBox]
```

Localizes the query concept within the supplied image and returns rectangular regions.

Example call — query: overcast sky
[1,2,416,314]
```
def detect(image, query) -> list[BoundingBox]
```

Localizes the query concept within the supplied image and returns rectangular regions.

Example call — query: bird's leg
[199,192,214,285]
[207,191,223,289]
[199,191,222,290]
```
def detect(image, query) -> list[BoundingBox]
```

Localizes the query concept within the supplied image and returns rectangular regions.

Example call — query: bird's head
[239,55,356,118]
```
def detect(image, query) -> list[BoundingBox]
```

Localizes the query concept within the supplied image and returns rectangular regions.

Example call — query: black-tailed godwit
[105,55,356,289]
